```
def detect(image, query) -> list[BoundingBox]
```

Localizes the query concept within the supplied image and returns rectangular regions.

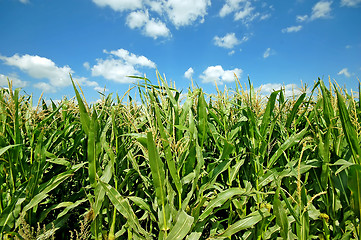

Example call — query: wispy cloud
[92,0,142,12]
[296,15,308,22]
[282,25,303,33]
[200,65,242,85]
[338,68,351,77]
[219,0,266,25]
[310,1,333,20]
[228,50,235,56]
[263,48,273,58]
[295,1,332,23]
[341,0,361,7]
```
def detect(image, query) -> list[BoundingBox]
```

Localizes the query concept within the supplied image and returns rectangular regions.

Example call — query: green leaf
[336,88,361,165]
[267,128,307,169]
[332,159,355,175]
[0,144,21,157]
[260,90,280,137]
[212,208,270,239]
[88,109,99,186]
[274,188,289,240]
[199,188,246,221]
[197,91,208,147]
[152,95,182,195]
[98,180,148,238]
[285,93,306,129]
[23,172,74,213]
[70,75,90,135]
[146,131,166,205]
[348,165,361,218]
[166,210,194,240]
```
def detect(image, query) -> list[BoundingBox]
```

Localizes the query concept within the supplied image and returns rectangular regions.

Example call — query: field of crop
[0,73,360,239]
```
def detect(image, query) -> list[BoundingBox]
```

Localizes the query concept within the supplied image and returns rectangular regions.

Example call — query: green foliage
[0,75,360,239]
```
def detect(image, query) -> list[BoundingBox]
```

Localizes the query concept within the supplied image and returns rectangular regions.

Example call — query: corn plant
[0,74,360,239]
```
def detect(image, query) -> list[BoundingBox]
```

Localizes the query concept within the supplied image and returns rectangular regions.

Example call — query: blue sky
[0,0,360,102]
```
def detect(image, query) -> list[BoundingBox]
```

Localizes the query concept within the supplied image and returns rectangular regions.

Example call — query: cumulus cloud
[0,73,28,88]
[126,10,170,39]
[341,0,361,7]
[184,67,194,79]
[338,68,351,77]
[282,25,302,33]
[91,49,156,83]
[0,54,73,88]
[165,0,211,27]
[144,18,170,39]
[214,33,241,49]
[93,0,211,38]
[92,0,142,12]
[0,53,100,92]
[200,65,242,84]
[310,1,332,20]
[258,83,303,97]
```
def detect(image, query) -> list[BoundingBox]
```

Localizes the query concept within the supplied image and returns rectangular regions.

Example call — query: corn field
[0,73,360,239]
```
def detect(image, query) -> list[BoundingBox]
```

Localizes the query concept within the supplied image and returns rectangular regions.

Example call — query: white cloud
[200,65,242,84]
[282,25,303,33]
[94,0,209,38]
[296,15,308,22]
[0,53,101,92]
[184,67,194,79]
[260,13,271,20]
[214,33,240,49]
[258,83,302,97]
[94,86,109,92]
[345,45,352,49]
[338,68,351,77]
[310,1,332,20]
[34,82,54,92]
[341,0,361,7]
[144,18,171,39]
[234,2,255,21]
[0,73,28,88]
[92,0,142,12]
[91,49,156,83]
[83,62,90,70]
[126,10,170,39]
[0,54,73,88]
[19,0,29,3]
[146,0,164,14]
[263,48,271,58]
[164,0,211,27]
[219,0,262,24]
[228,50,235,55]
[127,10,149,29]
[105,49,156,68]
